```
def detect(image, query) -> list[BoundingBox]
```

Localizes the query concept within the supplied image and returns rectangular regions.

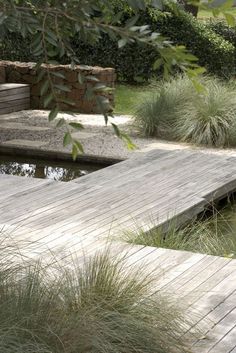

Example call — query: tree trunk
[178,0,199,17]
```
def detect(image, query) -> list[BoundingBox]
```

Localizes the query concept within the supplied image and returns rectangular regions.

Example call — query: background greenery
[134,75,236,147]
[1,3,236,82]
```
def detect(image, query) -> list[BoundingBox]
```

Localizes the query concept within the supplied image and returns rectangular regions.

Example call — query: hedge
[70,7,236,80]
[206,19,236,48]
[147,8,236,78]
[0,5,235,82]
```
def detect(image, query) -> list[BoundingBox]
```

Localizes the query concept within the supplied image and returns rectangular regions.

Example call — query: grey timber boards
[1,148,236,352]
[0,83,30,114]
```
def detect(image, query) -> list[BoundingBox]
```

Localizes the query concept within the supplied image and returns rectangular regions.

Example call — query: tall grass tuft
[123,210,236,258]
[134,76,194,137]
[0,241,192,353]
[175,77,236,147]
[134,75,236,147]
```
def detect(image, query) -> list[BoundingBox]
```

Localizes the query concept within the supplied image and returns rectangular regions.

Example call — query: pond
[0,154,103,182]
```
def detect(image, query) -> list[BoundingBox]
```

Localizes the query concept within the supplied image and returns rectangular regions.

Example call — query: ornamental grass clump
[134,76,194,137]
[175,77,236,147]
[134,75,236,147]
[124,209,236,258]
[0,239,192,353]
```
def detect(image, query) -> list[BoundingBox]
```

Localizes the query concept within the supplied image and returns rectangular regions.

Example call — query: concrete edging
[0,145,123,166]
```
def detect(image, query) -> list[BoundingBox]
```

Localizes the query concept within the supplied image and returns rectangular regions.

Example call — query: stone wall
[0,65,5,83]
[0,61,116,113]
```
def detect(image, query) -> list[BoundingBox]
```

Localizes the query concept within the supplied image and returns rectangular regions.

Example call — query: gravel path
[1,110,236,160]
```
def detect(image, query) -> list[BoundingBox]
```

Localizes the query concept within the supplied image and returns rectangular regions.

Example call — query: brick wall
[0,61,116,113]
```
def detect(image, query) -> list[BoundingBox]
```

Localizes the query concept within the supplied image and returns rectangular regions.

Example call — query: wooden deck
[0,83,30,114]
[1,148,236,352]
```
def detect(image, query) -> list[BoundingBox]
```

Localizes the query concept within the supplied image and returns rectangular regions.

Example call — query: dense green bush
[134,75,236,147]
[149,8,235,78]
[206,19,236,48]
[71,6,236,80]
[0,33,35,62]
[0,5,235,81]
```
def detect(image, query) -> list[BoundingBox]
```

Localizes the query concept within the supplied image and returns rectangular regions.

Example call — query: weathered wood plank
[1,149,236,353]
[0,83,29,92]
[0,83,30,114]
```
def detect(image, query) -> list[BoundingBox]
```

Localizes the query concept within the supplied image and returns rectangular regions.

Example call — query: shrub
[70,6,236,80]
[206,19,236,48]
[149,8,236,78]
[134,75,236,147]
[0,33,36,62]
[0,5,235,81]
[0,239,192,353]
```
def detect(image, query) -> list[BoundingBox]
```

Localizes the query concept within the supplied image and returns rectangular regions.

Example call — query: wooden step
[0,83,30,114]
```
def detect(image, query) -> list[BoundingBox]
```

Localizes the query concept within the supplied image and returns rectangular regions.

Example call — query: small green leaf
[40,79,50,96]
[49,106,59,121]
[43,93,54,108]
[121,132,137,150]
[51,71,65,79]
[111,123,121,137]
[63,132,72,147]
[37,69,46,83]
[118,38,128,48]
[45,35,57,46]
[69,122,84,130]
[72,144,78,161]
[78,73,84,84]
[54,84,71,92]
[56,118,65,128]
[93,83,107,91]
[86,75,99,82]
[74,140,84,153]
[59,98,76,106]
[153,58,163,70]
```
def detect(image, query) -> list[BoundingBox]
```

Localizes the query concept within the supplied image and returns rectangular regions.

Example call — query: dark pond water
[0,155,102,182]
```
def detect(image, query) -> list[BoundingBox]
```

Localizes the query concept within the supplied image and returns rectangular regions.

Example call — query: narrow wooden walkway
[1,148,236,352]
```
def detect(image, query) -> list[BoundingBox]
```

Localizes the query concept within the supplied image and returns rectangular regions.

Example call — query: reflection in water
[0,156,101,182]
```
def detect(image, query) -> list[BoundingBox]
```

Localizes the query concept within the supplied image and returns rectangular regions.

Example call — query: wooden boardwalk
[1,148,236,352]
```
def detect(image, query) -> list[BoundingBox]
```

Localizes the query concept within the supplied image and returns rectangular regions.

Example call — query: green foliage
[72,5,235,80]
[0,242,191,353]
[149,6,236,78]
[0,0,205,156]
[115,84,154,114]
[206,19,236,48]
[175,77,236,146]
[134,76,193,136]
[123,209,236,258]
[1,3,235,82]
[0,0,235,155]
[134,75,236,147]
